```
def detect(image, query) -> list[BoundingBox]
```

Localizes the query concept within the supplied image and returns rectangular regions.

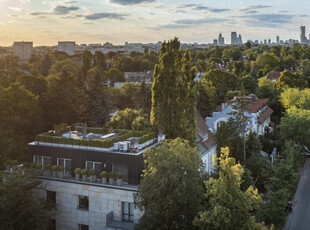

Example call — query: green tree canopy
[134,138,204,230]
[275,71,307,91]
[280,88,310,110]
[194,147,263,230]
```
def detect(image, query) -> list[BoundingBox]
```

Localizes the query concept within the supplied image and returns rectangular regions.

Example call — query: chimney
[82,122,87,139]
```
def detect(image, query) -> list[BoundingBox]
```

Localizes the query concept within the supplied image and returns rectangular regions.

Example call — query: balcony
[106,211,135,230]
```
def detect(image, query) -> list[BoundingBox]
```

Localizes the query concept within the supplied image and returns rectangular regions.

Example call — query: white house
[196,111,217,174]
[206,94,274,136]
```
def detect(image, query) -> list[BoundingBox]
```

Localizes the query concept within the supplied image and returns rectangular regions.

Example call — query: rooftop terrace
[33,123,164,155]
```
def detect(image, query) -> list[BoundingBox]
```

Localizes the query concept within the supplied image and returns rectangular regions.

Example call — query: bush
[81,169,88,175]
[23,162,30,168]
[108,171,116,179]
[35,163,42,169]
[51,165,58,171]
[100,171,108,178]
[6,159,12,166]
[88,169,96,175]
[58,165,64,171]
[45,164,51,170]
[116,173,123,179]
[11,160,18,166]
[74,168,81,175]
[29,162,36,168]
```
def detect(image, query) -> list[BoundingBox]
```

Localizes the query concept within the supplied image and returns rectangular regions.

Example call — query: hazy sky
[0,0,309,46]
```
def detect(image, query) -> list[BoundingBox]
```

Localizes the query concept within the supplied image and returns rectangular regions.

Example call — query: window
[113,164,128,182]
[47,219,56,230]
[33,155,52,169]
[78,196,89,210]
[86,161,101,177]
[57,158,72,172]
[78,224,89,230]
[47,191,56,204]
[122,202,134,222]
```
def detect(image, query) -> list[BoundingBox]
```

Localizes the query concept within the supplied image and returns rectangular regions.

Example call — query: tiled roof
[266,71,281,80]
[248,98,268,113]
[196,111,217,151]
[258,107,273,124]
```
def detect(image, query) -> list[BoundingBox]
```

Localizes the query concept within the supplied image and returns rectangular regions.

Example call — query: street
[285,158,310,230]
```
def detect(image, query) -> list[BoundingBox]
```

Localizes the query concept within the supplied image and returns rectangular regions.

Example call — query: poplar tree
[151,38,196,145]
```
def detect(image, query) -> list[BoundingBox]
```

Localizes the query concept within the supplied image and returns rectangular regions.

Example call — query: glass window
[33,155,52,169]
[47,219,56,230]
[57,158,72,172]
[78,196,89,210]
[122,202,134,222]
[113,164,128,182]
[86,161,101,177]
[47,191,56,204]
[78,224,89,230]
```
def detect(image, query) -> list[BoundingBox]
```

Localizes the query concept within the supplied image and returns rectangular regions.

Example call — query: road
[285,158,310,230]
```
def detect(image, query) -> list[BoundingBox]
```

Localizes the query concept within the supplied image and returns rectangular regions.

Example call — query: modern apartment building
[13,41,33,61]
[28,125,164,230]
[58,41,76,56]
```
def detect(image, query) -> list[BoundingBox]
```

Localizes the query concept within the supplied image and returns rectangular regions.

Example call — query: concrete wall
[34,179,143,230]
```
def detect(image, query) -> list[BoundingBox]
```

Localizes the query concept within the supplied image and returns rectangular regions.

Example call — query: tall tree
[81,50,93,78]
[84,67,111,126]
[194,147,264,230]
[151,38,196,144]
[0,170,54,230]
[134,138,204,230]
[94,50,107,70]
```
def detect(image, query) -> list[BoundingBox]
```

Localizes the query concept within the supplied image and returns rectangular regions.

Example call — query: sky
[0,0,310,46]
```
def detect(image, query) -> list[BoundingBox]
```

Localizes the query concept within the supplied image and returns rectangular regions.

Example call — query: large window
[57,158,72,172]
[78,224,89,230]
[47,191,56,204]
[33,155,52,169]
[78,196,89,210]
[86,161,101,177]
[113,164,128,182]
[122,202,134,222]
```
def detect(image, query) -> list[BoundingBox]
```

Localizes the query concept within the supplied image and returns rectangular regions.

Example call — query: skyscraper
[300,26,306,44]
[276,36,280,44]
[231,32,237,45]
[237,34,242,45]
[218,33,224,45]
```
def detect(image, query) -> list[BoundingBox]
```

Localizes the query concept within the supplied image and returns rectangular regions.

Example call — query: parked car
[286,201,293,212]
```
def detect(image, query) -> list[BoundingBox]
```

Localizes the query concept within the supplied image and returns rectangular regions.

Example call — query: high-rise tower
[300,26,306,44]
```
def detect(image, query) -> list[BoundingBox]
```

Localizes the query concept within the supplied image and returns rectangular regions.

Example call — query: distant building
[276,36,280,44]
[58,41,75,56]
[300,26,306,44]
[124,72,153,84]
[13,41,33,61]
[266,71,281,82]
[231,32,237,45]
[237,34,242,45]
[213,39,218,45]
[218,33,224,45]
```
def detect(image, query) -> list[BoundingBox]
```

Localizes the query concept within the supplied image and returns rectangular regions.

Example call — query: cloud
[85,12,129,20]
[9,7,23,12]
[20,0,30,3]
[65,1,78,4]
[29,12,51,16]
[52,5,79,15]
[174,17,225,25]
[238,13,294,27]
[240,5,271,12]
[109,0,155,5]
[177,4,230,13]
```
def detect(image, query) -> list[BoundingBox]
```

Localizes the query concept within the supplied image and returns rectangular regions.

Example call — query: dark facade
[28,143,144,185]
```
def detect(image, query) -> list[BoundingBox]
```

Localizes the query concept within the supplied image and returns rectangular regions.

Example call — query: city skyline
[0,0,309,46]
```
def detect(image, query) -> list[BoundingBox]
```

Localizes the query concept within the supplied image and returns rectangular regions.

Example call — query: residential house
[206,94,274,136]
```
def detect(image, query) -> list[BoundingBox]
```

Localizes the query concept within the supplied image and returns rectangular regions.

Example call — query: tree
[84,67,111,126]
[108,108,151,131]
[94,50,107,70]
[255,53,280,75]
[194,147,263,230]
[151,38,197,144]
[275,71,307,91]
[215,118,243,162]
[279,108,310,149]
[17,74,47,96]
[196,79,216,117]
[0,83,43,161]
[81,50,93,77]
[238,75,258,95]
[280,88,310,110]
[204,69,238,105]
[0,170,54,230]
[39,53,53,76]
[134,138,204,230]
[233,61,245,77]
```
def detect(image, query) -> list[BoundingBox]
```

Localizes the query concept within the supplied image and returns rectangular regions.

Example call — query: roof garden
[33,123,159,153]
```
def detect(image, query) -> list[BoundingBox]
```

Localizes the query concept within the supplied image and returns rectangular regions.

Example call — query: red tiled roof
[266,71,281,80]
[248,99,268,113]
[258,107,273,124]
[196,111,217,149]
